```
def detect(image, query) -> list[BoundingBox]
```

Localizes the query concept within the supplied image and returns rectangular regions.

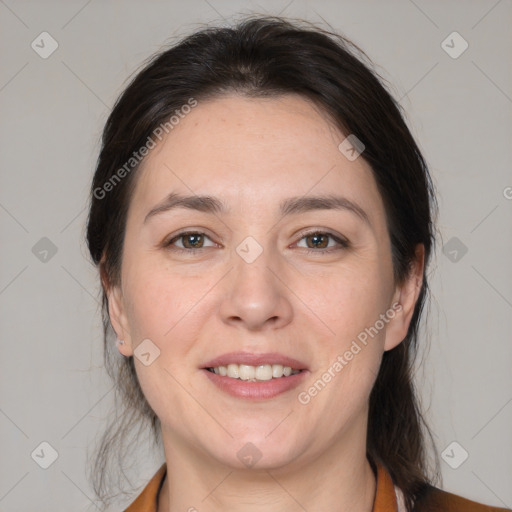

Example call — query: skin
[106,94,424,512]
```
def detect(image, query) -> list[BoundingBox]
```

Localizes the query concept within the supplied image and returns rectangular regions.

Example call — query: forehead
[129,94,386,227]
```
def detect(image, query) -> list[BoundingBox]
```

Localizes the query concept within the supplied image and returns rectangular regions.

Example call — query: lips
[202,351,308,370]
[201,351,309,400]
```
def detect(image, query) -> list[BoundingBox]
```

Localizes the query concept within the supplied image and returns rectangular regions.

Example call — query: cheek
[121,258,205,348]
[121,267,210,423]
[302,259,393,422]
[306,262,393,347]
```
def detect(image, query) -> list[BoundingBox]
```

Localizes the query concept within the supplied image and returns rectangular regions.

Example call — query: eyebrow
[144,192,370,226]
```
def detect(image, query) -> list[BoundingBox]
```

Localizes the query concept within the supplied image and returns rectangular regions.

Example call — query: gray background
[0,0,511,510]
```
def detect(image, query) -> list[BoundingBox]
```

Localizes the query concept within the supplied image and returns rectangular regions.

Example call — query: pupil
[186,234,202,248]
[309,233,327,249]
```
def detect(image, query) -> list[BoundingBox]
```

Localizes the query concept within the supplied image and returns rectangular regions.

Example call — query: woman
[85,16,509,512]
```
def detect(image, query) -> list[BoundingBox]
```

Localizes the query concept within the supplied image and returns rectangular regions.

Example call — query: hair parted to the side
[86,15,440,511]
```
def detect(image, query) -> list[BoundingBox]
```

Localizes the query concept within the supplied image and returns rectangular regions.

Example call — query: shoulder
[414,484,511,512]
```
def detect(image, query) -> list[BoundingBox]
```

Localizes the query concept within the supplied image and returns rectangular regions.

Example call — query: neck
[157,426,377,512]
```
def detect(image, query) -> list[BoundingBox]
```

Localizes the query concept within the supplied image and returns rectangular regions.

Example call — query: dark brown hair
[86,15,440,511]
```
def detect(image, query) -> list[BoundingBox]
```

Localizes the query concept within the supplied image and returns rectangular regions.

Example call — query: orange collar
[125,462,398,512]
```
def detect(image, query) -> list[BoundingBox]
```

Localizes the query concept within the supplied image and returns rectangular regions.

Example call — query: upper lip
[202,352,308,370]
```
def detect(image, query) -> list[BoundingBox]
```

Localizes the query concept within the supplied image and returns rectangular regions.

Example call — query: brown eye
[180,233,204,249]
[296,231,349,253]
[165,231,216,251]
[305,232,329,249]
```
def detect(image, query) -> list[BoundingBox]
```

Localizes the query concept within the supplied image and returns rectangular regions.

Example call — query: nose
[218,247,294,332]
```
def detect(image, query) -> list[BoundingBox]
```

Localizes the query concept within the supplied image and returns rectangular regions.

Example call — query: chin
[207,430,307,471]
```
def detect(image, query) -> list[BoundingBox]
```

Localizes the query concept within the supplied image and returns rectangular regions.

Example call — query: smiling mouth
[206,363,302,382]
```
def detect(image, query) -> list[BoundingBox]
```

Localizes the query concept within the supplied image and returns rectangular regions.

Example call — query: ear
[101,264,134,357]
[384,244,425,352]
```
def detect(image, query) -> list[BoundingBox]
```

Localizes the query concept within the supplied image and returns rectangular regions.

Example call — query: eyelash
[163,230,349,255]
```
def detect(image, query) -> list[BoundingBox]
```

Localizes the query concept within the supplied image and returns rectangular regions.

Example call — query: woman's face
[108,94,422,471]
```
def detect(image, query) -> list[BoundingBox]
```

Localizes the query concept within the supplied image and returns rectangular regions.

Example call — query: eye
[295,230,349,253]
[164,231,217,252]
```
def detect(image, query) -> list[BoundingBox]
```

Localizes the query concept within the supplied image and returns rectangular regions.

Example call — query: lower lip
[202,369,309,400]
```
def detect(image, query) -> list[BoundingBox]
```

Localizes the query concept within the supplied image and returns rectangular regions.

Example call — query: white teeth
[255,364,273,381]
[227,364,239,379]
[272,364,284,378]
[209,363,301,380]
[239,364,255,381]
